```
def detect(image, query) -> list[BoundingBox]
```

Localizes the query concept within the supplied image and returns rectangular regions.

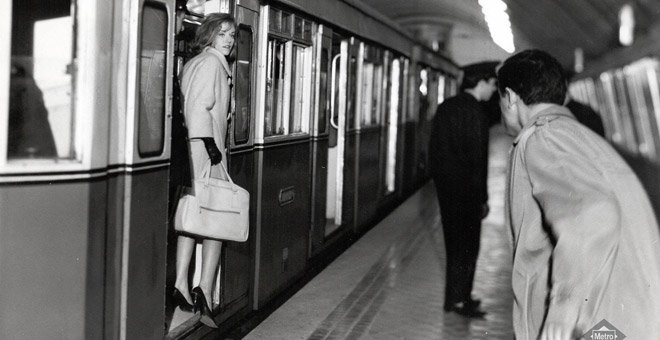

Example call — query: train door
[325,34,360,235]
[165,0,257,336]
[345,38,361,231]
[309,25,332,254]
[119,1,175,338]
[398,58,411,195]
[324,35,347,234]
[355,45,383,229]
[219,0,257,324]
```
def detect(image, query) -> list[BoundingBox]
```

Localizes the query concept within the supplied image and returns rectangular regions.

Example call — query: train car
[569,32,660,220]
[170,0,460,338]
[2,0,176,338]
[0,0,458,338]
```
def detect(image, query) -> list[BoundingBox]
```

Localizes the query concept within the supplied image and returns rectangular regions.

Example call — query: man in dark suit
[565,98,605,137]
[428,62,498,318]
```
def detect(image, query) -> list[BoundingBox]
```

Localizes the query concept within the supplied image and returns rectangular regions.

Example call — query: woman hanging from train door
[173,12,236,328]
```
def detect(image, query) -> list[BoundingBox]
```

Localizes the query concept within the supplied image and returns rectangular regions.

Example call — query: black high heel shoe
[172,288,194,312]
[192,287,218,328]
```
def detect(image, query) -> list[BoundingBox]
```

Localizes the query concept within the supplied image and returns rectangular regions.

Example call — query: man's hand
[540,322,573,340]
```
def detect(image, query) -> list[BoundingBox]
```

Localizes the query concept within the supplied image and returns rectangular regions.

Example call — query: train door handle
[330,53,341,130]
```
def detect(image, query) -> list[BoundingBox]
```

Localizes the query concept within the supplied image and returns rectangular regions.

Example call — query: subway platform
[244,126,515,339]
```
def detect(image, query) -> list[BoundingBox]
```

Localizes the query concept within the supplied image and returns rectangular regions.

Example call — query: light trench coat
[507,104,660,339]
[180,46,232,183]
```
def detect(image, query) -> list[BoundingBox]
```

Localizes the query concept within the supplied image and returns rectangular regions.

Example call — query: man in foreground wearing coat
[498,49,660,339]
[428,62,497,318]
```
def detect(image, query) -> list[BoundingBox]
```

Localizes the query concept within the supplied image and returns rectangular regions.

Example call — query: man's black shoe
[444,298,481,311]
[443,301,486,318]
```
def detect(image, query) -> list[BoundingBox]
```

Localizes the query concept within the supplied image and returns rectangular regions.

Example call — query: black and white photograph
[1,0,659,339]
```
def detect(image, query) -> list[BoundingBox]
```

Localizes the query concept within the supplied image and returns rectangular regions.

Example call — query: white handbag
[174,161,249,242]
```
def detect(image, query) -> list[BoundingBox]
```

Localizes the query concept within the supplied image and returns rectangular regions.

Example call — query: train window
[613,70,639,153]
[294,17,304,40]
[593,79,616,141]
[265,38,286,136]
[584,79,601,112]
[419,69,428,97]
[289,44,311,133]
[347,56,358,130]
[382,60,391,126]
[427,73,438,120]
[372,64,383,126]
[361,62,374,126]
[438,75,446,105]
[234,25,252,144]
[640,59,660,159]
[7,0,75,161]
[269,9,281,32]
[418,69,428,121]
[625,63,657,158]
[569,82,586,104]
[599,73,625,145]
[281,12,292,35]
[292,18,312,42]
[137,1,168,157]
[264,37,312,137]
[303,20,312,41]
[385,59,400,193]
[203,0,233,14]
[317,47,329,134]
[444,77,453,99]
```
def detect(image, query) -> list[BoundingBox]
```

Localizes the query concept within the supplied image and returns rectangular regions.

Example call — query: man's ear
[504,87,519,108]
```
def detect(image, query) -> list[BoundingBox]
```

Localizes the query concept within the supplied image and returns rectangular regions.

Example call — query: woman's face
[212,22,236,56]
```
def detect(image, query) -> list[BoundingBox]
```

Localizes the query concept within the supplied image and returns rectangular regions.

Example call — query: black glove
[201,137,222,165]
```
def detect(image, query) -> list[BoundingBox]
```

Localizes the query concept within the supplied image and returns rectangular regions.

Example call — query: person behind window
[8,62,57,158]
[173,13,236,329]
[498,49,660,340]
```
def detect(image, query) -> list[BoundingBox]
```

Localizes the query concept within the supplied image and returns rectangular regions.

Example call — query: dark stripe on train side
[0,159,171,185]
[254,135,311,149]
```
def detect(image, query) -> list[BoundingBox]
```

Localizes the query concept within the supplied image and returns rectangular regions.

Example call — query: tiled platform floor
[246,126,515,339]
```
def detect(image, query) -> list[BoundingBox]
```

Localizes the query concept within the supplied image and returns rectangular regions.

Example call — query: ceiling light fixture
[619,3,635,46]
[478,0,515,53]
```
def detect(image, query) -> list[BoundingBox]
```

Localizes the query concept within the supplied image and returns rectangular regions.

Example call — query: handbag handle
[200,161,237,190]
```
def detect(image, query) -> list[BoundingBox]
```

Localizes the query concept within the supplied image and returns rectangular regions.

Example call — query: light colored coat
[507,104,660,339]
[181,46,232,180]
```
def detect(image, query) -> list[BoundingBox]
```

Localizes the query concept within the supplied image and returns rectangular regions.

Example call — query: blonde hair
[190,13,236,55]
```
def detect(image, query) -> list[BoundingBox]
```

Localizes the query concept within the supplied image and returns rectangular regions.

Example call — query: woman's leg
[198,239,222,308]
[174,235,196,304]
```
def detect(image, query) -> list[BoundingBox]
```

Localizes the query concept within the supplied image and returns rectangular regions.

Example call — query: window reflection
[9,1,73,160]
[138,2,168,157]
[318,47,329,134]
[234,26,252,144]
[361,63,374,126]
[385,59,400,193]
[290,45,306,133]
[265,38,286,136]
[264,38,311,137]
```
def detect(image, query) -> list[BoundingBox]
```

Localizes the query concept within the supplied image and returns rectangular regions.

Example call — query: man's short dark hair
[497,49,567,105]
[460,61,498,91]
